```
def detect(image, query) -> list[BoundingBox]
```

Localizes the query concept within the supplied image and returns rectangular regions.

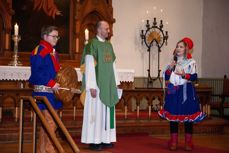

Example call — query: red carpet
[75,134,228,153]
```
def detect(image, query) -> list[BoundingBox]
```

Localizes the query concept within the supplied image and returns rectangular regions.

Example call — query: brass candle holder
[9,34,22,66]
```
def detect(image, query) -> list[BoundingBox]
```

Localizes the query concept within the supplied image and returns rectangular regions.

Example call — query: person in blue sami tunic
[29,25,62,153]
[158,37,206,151]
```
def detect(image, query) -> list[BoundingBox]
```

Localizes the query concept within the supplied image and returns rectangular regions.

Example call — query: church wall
[112,0,203,77]
[202,0,229,78]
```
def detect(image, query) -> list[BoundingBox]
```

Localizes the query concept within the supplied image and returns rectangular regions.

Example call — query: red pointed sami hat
[182,37,194,59]
[182,37,194,50]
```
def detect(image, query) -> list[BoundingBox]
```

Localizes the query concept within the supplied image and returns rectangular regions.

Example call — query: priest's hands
[90,88,97,98]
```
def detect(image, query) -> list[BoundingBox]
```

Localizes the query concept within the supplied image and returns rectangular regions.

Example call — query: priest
[80,20,120,151]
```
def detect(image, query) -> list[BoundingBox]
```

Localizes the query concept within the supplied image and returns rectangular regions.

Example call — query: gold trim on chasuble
[103,46,112,63]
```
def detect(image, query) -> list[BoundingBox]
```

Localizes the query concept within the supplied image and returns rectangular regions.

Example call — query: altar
[0,65,135,121]
[0,66,212,122]
[0,66,135,82]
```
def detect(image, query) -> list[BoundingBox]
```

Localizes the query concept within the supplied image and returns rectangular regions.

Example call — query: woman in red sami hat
[183,37,193,59]
[158,37,206,151]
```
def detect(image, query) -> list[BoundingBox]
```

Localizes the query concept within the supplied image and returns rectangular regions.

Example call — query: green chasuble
[81,37,119,108]
[81,37,119,128]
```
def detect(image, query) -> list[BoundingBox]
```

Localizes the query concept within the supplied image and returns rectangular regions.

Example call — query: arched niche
[79,11,103,53]
[75,0,115,59]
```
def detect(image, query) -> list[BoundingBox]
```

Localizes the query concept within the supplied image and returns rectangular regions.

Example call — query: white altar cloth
[0,66,135,82]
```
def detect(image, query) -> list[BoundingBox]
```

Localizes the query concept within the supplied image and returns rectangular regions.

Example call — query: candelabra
[8,34,22,66]
[140,17,168,88]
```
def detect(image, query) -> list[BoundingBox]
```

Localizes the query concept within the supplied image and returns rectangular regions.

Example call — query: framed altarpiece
[0,0,115,66]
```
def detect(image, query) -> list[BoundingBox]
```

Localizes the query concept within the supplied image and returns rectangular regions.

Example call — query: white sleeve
[188,60,197,74]
[113,62,120,86]
[85,55,97,90]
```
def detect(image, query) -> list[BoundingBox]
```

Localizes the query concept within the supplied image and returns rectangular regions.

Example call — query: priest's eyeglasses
[48,35,60,40]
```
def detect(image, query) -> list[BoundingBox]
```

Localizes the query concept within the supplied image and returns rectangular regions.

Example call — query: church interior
[0,0,229,152]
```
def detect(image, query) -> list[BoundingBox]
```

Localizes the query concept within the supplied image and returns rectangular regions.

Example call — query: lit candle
[85,28,89,41]
[14,23,19,36]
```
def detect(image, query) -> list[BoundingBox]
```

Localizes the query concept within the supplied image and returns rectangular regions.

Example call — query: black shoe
[89,144,102,151]
[101,143,114,148]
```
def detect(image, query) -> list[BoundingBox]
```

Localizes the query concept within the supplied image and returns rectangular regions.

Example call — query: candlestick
[8,32,22,66]
[153,18,157,26]
[160,20,163,29]
[160,20,163,24]
[146,20,150,29]
[14,23,19,36]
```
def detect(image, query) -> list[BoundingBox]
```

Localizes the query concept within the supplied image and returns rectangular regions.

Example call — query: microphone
[172,55,178,71]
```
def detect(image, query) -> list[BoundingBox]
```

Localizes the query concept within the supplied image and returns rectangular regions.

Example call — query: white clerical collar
[96,35,105,42]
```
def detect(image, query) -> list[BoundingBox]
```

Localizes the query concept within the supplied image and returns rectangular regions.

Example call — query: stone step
[1,109,229,143]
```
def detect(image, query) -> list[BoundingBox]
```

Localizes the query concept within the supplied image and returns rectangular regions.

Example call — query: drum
[55,66,79,107]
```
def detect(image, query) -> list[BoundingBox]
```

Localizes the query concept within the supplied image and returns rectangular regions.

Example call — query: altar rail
[0,86,212,123]
[116,86,212,119]
[1,72,222,122]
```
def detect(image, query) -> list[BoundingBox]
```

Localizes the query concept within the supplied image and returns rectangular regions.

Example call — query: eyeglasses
[48,35,60,40]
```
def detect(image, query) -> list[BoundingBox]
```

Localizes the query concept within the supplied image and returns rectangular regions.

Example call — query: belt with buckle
[34,85,53,93]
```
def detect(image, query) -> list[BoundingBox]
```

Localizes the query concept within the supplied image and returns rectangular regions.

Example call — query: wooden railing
[115,86,212,119]
[0,88,33,123]
[118,88,163,119]
[19,96,80,153]
[0,85,212,123]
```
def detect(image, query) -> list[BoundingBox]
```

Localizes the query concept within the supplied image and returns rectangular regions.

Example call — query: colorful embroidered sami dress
[158,58,206,122]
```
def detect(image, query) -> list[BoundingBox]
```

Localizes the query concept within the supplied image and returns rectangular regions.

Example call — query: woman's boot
[168,133,178,150]
[185,134,193,151]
